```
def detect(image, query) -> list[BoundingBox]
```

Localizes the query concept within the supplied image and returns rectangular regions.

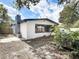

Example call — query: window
[35,24,52,33]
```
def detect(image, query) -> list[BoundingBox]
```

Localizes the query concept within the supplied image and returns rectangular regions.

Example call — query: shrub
[53,27,79,59]
[0,23,12,34]
[53,26,79,50]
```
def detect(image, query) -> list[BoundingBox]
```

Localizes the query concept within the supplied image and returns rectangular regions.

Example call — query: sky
[0,0,64,23]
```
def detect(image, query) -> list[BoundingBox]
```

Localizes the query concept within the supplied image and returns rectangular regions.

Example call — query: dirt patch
[23,36,71,59]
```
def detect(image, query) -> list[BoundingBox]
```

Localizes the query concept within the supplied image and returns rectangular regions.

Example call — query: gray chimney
[15,14,21,24]
[15,14,22,38]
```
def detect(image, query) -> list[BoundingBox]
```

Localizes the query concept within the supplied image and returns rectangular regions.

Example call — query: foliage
[58,1,79,56]
[53,26,79,49]
[0,4,13,34]
[14,0,40,9]
[0,23,12,34]
[0,4,8,20]
[73,20,79,28]
[54,29,73,49]
[58,0,68,4]
[59,0,79,28]
[60,5,79,28]
[53,26,61,43]
[14,0,67,10]
[53,25,79,59]
[58,0,79,5]
[71,51,79,59]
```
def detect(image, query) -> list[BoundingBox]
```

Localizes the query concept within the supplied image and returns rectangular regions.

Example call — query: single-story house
[12,15,58,40]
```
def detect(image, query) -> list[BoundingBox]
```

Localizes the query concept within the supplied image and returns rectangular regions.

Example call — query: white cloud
[30,0,64,23]
[0,2,25,20]
[0,0,64,23]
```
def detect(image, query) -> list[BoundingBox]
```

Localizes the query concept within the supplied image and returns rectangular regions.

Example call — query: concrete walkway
[0,37,20,43]
[0,37,41,59]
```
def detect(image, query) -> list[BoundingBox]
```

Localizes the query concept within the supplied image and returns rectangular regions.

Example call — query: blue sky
[0,0,63,23]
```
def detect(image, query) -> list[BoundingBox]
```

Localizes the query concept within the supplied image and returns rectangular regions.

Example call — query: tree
[60,6,79,28]
[59,0,79,28]
[0,4,8,20]
[14,0,40,9]
[15,0,67,9]
[0,4,13,34]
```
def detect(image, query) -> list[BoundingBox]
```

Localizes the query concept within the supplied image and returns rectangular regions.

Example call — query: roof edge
[21,18,59,25]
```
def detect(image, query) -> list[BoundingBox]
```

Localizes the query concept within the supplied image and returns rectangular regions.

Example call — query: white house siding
[20,22,27,39]
[70,28,79,32]
[11,25,16,34]
[26,20,54,39]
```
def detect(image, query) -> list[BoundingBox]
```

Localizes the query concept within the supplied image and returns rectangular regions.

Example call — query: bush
[53,28,79,59]
[71,51,79,59]
[55,31,73,50]
[53,27,79,50]
[0,23,12,34]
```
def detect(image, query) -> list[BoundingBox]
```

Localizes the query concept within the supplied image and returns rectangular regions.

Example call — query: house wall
[70,28,79,32]
[11,24,16,34]
[20,22,27,39]
[26,20,54,39]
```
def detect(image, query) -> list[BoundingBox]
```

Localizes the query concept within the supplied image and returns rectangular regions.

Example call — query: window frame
[35,24,52,33]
